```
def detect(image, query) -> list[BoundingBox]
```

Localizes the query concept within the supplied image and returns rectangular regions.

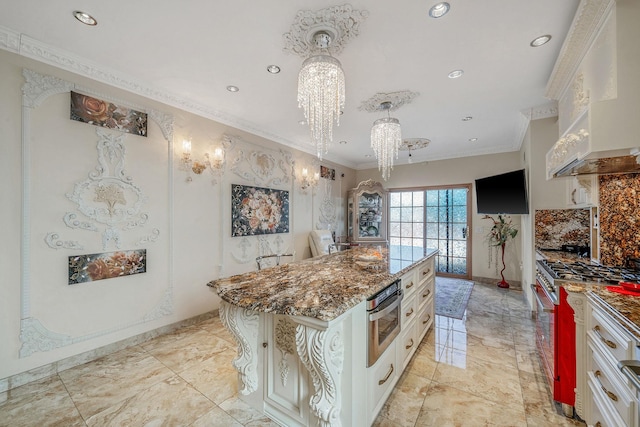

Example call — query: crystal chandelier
[297,31,345,161]
[371,102,402,181]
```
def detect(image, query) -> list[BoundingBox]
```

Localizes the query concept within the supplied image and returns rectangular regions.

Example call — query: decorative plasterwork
[65,129,149,250]
[317,179,337,231]
[19,69,175,357]
[0,25,20,52]
[295,321,344,427]
[572,73,590,121]
[275,317,297,386]
[229,136,294,187]
[283,5,369,57]
[231,237,254,264]
[545,0,615,100]
[358,91,419,113]
[219,301,260,395]
[44,233,84,250]
[399,138,430,151]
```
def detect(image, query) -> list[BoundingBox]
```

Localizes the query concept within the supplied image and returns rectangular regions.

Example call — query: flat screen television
[475,169,529,214]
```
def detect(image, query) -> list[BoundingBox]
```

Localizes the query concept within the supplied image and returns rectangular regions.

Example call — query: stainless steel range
[534,258,640,417]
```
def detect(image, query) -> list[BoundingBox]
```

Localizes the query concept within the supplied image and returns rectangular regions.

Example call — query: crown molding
[545,0,615,100]
[0,26,358,168]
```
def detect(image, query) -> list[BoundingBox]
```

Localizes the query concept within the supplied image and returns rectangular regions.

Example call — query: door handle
[462,227,467,239]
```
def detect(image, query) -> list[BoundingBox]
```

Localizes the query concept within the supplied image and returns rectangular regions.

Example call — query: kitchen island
[207,246,437,427]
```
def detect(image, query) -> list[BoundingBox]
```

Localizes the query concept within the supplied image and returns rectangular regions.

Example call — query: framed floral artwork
[70,91,148,136]
[68,249,147,285]
[231,184,289,237]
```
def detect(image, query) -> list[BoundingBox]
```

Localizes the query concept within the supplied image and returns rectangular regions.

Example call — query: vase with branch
[484,214,518,288]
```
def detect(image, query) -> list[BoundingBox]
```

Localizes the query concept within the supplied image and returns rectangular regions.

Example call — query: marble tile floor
[1,281,586,427]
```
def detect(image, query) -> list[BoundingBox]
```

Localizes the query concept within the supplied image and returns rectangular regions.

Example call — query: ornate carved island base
[208,247,437,427]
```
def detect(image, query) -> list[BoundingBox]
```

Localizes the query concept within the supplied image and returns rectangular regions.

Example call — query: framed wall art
[231,184,289,237]
[320,165,335,180]
[68,249,147,285]
[70,91,148,136]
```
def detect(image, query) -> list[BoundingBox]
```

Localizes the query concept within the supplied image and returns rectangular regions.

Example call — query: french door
[388,185,471,279]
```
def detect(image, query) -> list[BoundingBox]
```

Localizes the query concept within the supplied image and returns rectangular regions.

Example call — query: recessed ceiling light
[365,154,372,158]
[298,119,306,125]
[462,116,473,121]
[73,11,97,26]
[339,140,347,145]
[530,35,552,47]
[448,69,464,79]
[469,138,478,142]
[267,65,281,74]
[429,2,450,18]
[226,85,239,92]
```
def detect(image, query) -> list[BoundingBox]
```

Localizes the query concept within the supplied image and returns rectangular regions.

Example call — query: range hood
[545,1,640,179]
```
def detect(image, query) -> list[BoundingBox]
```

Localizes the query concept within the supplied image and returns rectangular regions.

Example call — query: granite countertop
[536,249,588,263]
[563,281,640,341]
[208,247,438,322]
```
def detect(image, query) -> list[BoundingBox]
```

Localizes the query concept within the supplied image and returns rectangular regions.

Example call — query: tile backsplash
[535,209,590,249]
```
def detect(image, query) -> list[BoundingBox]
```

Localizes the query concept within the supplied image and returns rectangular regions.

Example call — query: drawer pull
[378,364,394,385]
[594,370,619,402]
[406,308,414,317]
[422,289,431,298]
[405,338,414,350]
[593,325,617,349]
[422,314,431,325]
[406,281,414,289]
[422,269,431,276]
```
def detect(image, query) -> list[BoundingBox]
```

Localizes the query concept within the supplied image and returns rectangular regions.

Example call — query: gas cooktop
[538,259,640,284]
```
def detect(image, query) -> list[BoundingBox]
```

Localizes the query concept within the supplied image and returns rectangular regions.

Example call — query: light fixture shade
[371,117,401,181]
[297,54,345,160]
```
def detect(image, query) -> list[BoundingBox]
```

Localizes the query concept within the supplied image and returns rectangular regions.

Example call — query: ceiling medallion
[359,91,419,113]
[286,5,368,161]
[398,138,431,151]
[283,5,369,58]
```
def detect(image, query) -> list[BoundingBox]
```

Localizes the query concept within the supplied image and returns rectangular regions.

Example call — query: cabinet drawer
[588,307,635,363]
[402,271,417,298]
[398,322,417,369]
[588,376,627,427]
[418,258,435,283]
[368,343,397,424]
[418,279,434,310]
[417,305,433,342]
[588,342,636,426]
[401,292,417,330]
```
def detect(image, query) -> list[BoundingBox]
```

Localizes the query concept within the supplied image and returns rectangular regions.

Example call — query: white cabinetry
[586,298,639,427]
[568,175,598,207]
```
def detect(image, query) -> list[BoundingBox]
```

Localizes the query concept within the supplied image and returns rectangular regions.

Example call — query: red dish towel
[606,286,640,296]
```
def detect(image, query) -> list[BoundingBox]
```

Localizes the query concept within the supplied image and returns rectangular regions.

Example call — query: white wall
[355,151,523,284]
[0,50,357,382]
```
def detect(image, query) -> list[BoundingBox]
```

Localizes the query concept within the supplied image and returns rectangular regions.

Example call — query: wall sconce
[299,167,320,193]
[180,138,225,183]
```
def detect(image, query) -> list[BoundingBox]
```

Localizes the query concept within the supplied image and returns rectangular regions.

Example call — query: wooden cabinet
[585,298,639,427]
[347,180,388,245]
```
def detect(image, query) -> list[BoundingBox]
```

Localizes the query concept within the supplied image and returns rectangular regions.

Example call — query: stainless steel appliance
[367,279,402,367]
[534,259,640,416]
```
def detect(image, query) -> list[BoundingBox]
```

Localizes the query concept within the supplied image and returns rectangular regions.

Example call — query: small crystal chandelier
[297,31,345,161]
[371,102,402,181]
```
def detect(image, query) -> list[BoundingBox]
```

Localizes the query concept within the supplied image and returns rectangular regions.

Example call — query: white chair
[309,230,334,257]
[309,230,351,257]
[256,253,294,270]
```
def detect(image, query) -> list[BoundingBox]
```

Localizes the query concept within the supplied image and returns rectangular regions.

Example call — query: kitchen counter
[207,246,438,427]
[208,246,437,321]
[536,248,589,263]
[563,281,640,341]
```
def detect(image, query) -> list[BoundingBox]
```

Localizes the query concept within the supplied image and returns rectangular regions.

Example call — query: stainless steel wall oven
[367,279,403,367]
